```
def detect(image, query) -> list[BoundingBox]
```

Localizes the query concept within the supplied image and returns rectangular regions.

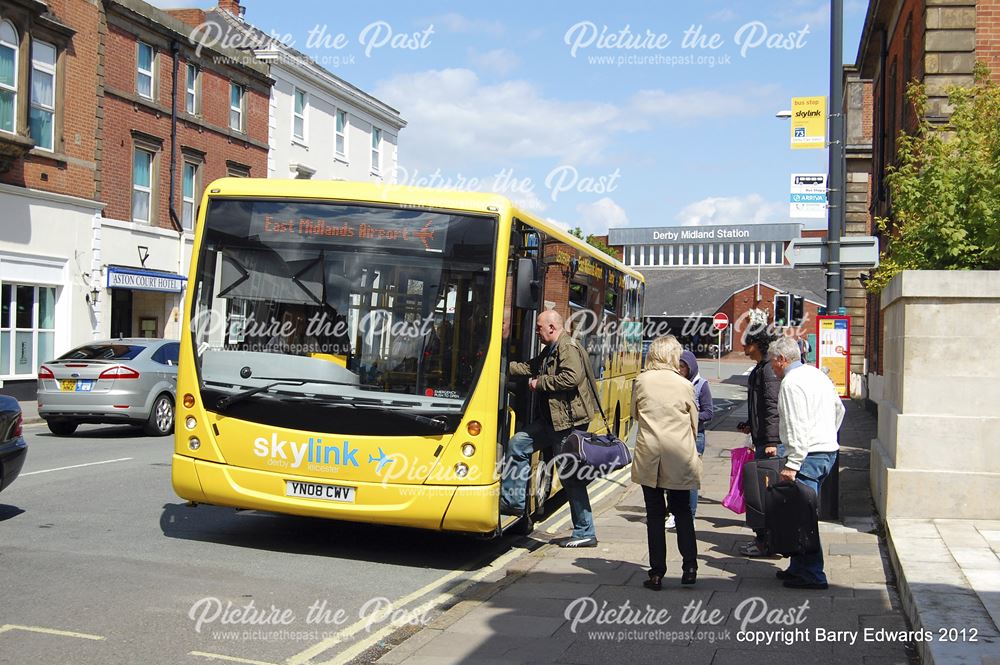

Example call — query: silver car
[37,339,179,437]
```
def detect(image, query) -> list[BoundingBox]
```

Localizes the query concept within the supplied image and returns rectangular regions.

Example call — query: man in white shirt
[769,335,845,590]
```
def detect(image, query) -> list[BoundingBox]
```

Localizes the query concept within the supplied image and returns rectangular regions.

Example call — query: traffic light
[774,294,791,327]
[791,295,805,326]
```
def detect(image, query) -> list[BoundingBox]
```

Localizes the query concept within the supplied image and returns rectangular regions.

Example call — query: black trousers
[641,485,698,578]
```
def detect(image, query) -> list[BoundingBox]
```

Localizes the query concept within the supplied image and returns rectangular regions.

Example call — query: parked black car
[0,395,27,493]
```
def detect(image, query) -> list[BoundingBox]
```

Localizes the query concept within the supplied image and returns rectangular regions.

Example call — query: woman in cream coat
[632,335,702,590]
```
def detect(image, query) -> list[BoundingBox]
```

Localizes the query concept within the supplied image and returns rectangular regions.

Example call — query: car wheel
[47,419,78,436]
[144,393,175,437]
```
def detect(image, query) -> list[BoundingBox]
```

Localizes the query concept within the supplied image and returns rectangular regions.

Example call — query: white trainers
[665,514,676,530]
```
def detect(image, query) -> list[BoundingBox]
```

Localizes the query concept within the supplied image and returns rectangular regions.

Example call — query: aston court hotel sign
[107,267,186,293]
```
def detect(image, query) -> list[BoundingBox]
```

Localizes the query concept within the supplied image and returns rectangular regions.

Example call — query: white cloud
[629,86,779,120]
[427,13,505,37]
[708,9,739,21]
[376,68,777,172]
[374,69,621,168]
[675,194,785,226]
[468,48,521,77]
[575,197,629,236]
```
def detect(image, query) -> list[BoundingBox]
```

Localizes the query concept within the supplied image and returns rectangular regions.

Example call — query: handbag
[722,446,755,514]
[556,342,632,480]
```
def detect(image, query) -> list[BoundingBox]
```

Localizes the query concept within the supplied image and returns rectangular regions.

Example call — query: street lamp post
[827,0,844,312]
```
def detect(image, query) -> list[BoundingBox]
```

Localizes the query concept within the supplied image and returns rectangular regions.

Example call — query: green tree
[569,226,618,259]
[867,63,1000,292]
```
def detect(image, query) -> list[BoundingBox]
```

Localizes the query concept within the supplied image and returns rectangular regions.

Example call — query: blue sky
[156,0,869,235]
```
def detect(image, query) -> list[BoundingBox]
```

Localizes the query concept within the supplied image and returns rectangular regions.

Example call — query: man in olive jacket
[501,309,599,547]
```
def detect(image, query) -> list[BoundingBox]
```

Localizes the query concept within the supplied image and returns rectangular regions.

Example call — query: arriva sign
[107,267,186,293]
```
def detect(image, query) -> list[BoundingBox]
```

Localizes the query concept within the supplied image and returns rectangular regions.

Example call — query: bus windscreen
[190,198,497,431]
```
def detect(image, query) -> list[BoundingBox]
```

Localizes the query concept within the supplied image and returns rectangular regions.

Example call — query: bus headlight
[188,437,201,451]
[183,393,195,408]
[466,421,482,436]
[461,443,476,457]
[185,416,197,430]
[454,463,469,478]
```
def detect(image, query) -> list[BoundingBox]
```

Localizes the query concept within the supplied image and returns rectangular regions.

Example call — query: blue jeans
[500,420,595,539]
[786,451,838,584]
[689,432,707,516]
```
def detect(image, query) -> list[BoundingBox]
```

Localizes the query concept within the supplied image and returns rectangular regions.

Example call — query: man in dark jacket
[738,330,785,557]
[501,309,599,547]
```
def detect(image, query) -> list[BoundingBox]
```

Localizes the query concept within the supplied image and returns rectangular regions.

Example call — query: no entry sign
[713,313,729,331]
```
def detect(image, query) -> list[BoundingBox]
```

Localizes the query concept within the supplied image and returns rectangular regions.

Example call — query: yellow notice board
[791,96,827,150]
[817,316,850,398]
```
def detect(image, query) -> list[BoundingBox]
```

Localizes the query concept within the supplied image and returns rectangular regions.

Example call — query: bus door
[504,222,544,436]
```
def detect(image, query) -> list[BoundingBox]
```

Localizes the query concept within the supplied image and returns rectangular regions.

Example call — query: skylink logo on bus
[253,434,360,469]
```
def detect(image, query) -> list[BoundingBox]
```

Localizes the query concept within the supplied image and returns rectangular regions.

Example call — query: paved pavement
[373,396,920,665]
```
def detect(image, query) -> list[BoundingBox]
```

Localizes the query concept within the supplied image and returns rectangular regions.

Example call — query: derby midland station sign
[652,228,752,241]
[609,223,801,246]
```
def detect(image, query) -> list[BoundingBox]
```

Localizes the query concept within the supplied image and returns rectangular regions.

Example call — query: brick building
[842,65,875,398]
[95,0,270,342]
[855,0,986,404]
[0,0,271,399]
[0,0,104,397]
[164,0,405,183]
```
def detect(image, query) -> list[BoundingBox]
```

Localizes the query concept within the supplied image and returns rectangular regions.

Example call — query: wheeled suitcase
[765,481,821,556]
[741,456,786,531]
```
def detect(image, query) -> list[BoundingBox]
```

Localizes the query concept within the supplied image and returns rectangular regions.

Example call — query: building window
[1,284,55,377]
[185,63,198,114]
[292,87,306,141]
[226,160,250,178]
[137,42,154,99]
[371,126,381,173]
[0,21,17,134]
[182,161,198,230]
[229,82,243,132]
[28,39,56,151]
[132,147,153,223]
[335,109,347,157]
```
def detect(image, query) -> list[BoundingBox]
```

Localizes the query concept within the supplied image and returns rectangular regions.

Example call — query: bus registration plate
[285,480,356,503]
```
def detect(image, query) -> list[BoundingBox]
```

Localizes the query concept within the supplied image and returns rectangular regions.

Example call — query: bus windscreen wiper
[215,380,305,411]
[350,404,450,432]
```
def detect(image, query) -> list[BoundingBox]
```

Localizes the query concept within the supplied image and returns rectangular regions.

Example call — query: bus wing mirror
[515,258,539,309]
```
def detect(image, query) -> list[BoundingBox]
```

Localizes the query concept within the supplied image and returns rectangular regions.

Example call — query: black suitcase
[741,456,786,531]
[765,481,821,556]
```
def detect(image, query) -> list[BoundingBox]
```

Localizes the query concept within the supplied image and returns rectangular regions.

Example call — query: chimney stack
[217,0,244,17]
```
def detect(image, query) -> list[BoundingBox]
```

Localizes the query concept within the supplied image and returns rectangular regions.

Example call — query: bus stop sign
[713,313,729,331]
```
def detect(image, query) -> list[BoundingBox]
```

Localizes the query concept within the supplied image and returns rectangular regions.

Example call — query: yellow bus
[172,179,644,536]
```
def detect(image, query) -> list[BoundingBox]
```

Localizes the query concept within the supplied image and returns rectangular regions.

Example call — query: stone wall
[870,270,1000,519]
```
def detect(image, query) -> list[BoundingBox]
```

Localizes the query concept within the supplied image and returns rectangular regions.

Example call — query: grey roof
[641,267,827,316]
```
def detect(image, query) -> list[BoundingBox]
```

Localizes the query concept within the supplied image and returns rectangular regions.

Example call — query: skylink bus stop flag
[790,96,827,149]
